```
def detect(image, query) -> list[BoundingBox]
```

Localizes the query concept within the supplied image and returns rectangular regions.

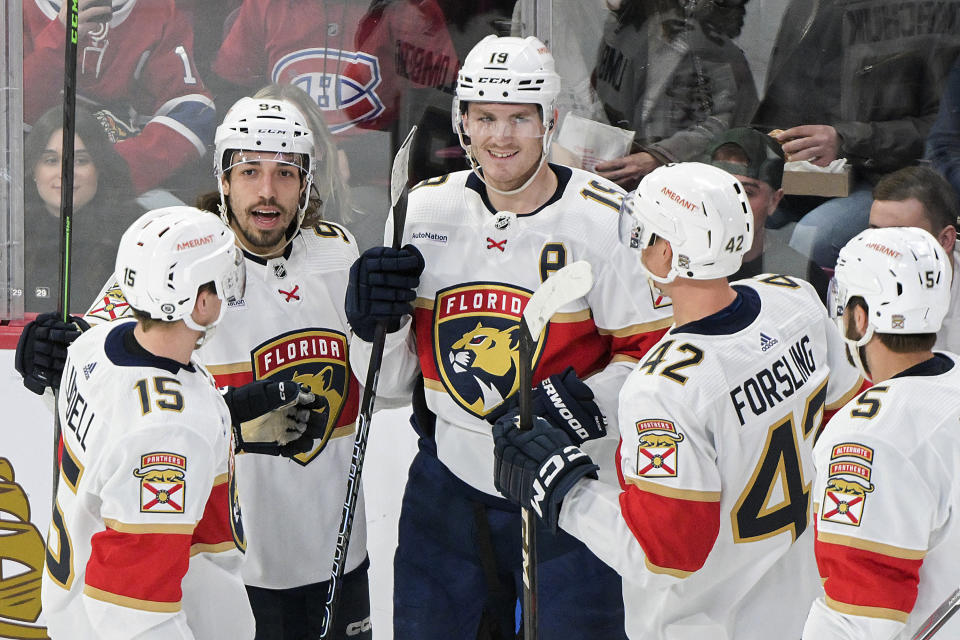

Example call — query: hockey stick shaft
[516,260,594,639]
[911,588,960,640]
[517,322,539,638]
[320,126,417,639]
[52,0,80,510]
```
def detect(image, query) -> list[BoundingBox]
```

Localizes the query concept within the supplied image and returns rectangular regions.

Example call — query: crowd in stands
[17,0,960,310]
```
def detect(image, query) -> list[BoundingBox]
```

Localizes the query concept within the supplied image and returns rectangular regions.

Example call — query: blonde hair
[252,84,353,227]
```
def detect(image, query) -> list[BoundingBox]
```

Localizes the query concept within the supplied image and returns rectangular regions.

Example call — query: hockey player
[346,35,673,638]
[492,162,867,639]
[19,97,371,639]
[802,226,960,639]
[40,207,254,638]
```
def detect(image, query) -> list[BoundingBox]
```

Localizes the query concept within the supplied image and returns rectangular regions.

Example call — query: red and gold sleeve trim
[597,316,674,337]
[817,531,927,560]
[620,480,721,576]
[824,595,910,623]
[815,524,921,620]
[626,476,722,502]
[83,584,181,613]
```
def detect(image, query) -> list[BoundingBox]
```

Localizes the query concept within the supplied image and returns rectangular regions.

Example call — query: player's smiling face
[465,102,545,191]
[221,151,305,257]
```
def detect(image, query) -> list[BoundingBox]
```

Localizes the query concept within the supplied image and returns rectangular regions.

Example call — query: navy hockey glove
[15,312,89,395]
[493,414,599,532]
[485,367,606,445]
[222,381,327,457]
[345,244,424,342]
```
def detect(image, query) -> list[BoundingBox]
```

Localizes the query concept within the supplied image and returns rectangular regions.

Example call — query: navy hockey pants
[393,440,627,639]
[246,557,371,639]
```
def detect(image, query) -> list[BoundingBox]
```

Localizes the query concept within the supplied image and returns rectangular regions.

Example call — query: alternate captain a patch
[88,284,133,322]
[134,452,187,513]
[434,283,546,419]
[635,419,684,477]
[820,443,875,527]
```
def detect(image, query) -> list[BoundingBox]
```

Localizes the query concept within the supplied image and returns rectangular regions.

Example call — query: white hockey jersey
[559,275,864,640]
[40,320,253,640]
[803,353,960,640]
[85,223,365,589]
[351,165,674,495]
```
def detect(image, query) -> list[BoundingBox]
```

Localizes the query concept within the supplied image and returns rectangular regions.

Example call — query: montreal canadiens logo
[251,329,355,466]
[434,283,546,418]
[273,48,384,133]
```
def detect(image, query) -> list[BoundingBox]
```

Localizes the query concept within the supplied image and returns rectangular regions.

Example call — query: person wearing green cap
[706,126,830,303]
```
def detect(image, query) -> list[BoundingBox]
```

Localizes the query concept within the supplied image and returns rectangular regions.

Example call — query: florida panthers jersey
[803,354,960,640]
[24,0,216,192]
[350,166,673,495]
[40,320,253,640]
[558,275,864,640]
[85,223,365,589]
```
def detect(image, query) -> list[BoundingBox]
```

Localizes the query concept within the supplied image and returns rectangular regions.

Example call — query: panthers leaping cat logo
[291,366,342,439]
[448,322,521,416]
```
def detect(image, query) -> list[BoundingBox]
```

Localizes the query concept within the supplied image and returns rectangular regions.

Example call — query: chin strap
[839,320,875,382]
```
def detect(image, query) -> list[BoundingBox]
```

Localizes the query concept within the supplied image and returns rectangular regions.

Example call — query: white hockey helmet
[214,97,315,233]
[115,206,245,337]
[619,162,753,283]
[453,35,562,195]
[454,35,561,130]
[830,226,950,338]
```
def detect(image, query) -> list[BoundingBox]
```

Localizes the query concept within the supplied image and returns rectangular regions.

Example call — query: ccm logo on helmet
[177,235,214,251]
[478,77,511,83]
[660,187,699,212]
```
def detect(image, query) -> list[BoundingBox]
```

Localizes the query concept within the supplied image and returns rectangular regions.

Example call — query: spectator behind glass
[23,106,146,313]
[868,165,960,353]
[927,54,960,200]
[706,127,830,302]
[753,0,960,270]
[591,0,758,190]
[23,0,216,196]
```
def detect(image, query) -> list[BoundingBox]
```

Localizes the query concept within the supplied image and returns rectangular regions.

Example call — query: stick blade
[523,261,593,339]
[390,126,418,207]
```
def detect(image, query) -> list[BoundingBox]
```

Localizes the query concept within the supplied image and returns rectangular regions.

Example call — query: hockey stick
[911,588,960,640]
[319,125,417,639]
[517,260,594,639]
[51,0,81,508]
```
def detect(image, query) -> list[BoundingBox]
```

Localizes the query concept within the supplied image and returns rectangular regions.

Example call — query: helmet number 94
[725,236,745,253]
[259,102,282,111]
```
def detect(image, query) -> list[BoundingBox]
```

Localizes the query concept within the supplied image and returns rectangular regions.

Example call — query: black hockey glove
[492,414,599,532]
[15,312,89,395]
[485,367,606,445]
[222,381,327,457]
[345,244,424,342]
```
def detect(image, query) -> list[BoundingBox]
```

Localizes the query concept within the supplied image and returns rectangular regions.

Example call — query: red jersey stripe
[619,484,721,575]
[85,528,191,605]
